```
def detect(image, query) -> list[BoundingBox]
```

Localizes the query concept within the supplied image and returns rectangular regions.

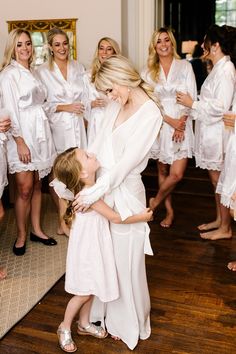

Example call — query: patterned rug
[0,194,68,339]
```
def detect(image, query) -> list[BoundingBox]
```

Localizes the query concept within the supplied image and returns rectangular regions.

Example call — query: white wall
[0,0,122,69]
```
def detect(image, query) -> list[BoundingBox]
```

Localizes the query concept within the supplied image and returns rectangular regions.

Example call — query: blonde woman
[84,37,120,146]
[73,55,163,350]
[37,27,90,235]
[0,29,57,256]
[177,25,236,239]
[141,27,197,228]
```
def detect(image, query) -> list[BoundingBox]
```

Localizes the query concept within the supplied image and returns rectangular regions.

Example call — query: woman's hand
[15,137,31,164]
[164,115,187,131]
[91,98,107,109]
[0,117,11,133]
[223,112,235,129]
[140,208,153,222]
[57,102,85,115]
[176,91,193,108]
[172,129,185,143]
[72,192,90,212]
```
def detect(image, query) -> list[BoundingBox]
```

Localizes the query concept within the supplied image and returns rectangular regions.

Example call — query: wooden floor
[1,173,236,353]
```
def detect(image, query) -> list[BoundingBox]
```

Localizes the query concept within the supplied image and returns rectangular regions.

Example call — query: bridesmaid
[142,27,197,227]
[37,27,90,235]
[0,29,57,256]
[177,25,236,239]
[84,37,120,146]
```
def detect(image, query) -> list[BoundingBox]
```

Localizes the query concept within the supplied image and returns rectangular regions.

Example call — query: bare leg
[200,202,232,240]
[0,199,5,221]
[149,158,188,215]
[14,171,34,247]
[198,170,221,231]
[59,295,91,352]
[157,162,174,227]
[30,173,49,239]
[228,261,236,271]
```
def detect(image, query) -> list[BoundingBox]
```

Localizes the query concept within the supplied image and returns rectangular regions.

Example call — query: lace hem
[149,150,193,164]
[8,165,52,179]
[195,157,222,171]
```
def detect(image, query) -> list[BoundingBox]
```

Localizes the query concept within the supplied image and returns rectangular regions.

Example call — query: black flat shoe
[13,240,26,256]
[30,232,57,246]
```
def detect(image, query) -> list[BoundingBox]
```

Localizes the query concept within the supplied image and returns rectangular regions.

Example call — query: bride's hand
[72,193,90,212]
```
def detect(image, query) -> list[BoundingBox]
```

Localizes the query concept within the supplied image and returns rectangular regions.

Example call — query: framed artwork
[7,18,77,65]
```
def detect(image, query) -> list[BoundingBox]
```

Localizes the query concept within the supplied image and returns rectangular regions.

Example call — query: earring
[127,87,131,93]
[51,50,54,56]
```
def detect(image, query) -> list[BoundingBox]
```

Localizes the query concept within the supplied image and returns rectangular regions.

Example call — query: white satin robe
[84,70,107,147]
[0,60,56,178]
[83,100,163,350]
[142,59,197,164]
[36,60,89,153]
[192,56,236,171]
[216,98,236,217]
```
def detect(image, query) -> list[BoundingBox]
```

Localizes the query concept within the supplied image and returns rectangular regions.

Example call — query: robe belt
[19,105,47,143]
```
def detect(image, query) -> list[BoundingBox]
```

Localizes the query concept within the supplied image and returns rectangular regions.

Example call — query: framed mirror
[7,18,77,66]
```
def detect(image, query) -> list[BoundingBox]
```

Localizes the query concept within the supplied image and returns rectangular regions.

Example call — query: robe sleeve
[80,104,163,204]
[191,65,235,125]
[185,62,197,120]
[0,71,22,137]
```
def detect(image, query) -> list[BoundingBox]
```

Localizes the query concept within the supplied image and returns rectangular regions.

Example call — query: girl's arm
[91,199,153,224]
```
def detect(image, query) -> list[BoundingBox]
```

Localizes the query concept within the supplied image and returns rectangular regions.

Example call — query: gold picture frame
[7,18,77,65]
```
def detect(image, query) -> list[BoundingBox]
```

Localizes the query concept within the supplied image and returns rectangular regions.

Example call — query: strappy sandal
[57,326,77,353]
[77,322,108,339]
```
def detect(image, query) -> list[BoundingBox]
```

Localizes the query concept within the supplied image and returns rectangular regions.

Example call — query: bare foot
[111,335,120,341]
[160,211,174,228]
[200,228,232,240]
[227,261,236,271]
[0,268,6,280]
[198,220,221,231]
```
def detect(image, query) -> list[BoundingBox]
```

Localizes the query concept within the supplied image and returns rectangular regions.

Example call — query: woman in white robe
[0,29,57,256]
[177,24,236,240]
[141,27,197,228]
[36,28,90,236]
[0,109,11,279]
[36,28,89,154]
[73,56,163,350]
[84,37,120,147]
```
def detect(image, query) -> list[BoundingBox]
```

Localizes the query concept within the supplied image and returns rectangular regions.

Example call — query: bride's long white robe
[83,99,163,350]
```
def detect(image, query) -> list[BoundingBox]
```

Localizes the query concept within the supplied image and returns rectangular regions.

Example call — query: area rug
[0,194,68,339]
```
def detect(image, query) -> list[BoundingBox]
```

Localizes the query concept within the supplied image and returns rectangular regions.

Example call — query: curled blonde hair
[0,29,34,72]
[94,55,161,109]
[53,147,85,227]
[91,37,120,82]
[46,27,70,70]
[147,27,180,82]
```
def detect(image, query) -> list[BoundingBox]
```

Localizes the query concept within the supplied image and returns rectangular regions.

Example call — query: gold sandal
[77,322,108,339]
[57,326,77,353]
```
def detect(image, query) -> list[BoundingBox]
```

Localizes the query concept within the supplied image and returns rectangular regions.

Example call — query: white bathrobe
[142,59,197,164]
[37,60,89,153]
[81,99,163,350]
[0,60,56,179]
[192,55,235,171]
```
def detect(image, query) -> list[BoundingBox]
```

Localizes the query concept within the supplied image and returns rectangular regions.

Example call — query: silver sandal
[77,322,108,339]
[57,326,77,353]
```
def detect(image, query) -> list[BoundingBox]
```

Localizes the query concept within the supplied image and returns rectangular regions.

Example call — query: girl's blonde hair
[147,27,180,82]
[0,29,34,72]
[94,55,161,109]
[91,37,120,83]
[46,27,70,70]
[53,147,85,227]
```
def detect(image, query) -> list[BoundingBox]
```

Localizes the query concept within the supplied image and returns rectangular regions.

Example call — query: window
[215,0,236,26]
